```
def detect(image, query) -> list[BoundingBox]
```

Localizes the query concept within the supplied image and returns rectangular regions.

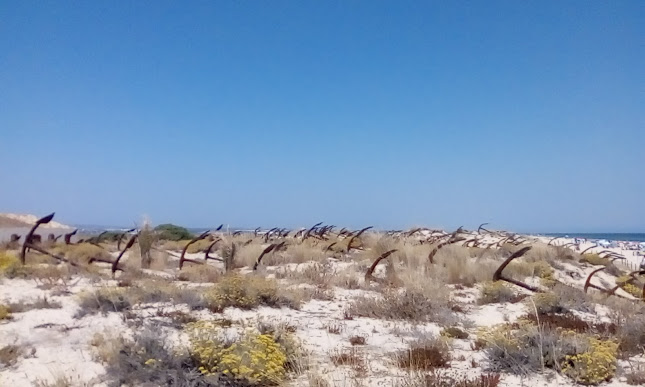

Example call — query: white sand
[2,232,645,386]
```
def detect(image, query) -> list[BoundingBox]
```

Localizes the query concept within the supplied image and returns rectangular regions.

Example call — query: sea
[541,233,645,243]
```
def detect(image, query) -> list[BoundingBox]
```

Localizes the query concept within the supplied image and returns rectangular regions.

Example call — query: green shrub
[561,336,618,385]
[0,252,20,275]
[347,287,457,325]
[478,282,519,304]
[155,224,193,241]
[441,327,469,339]
[99,325,212,387]
[580,254,609,266]
[76,287,132,317]
[0,304,11,320]
[205,274,299,311]
[186,320,290,385]
[479,321,618,383]
[529,292,563,315]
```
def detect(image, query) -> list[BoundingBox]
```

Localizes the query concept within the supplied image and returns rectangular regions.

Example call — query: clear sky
[1,1,643,233]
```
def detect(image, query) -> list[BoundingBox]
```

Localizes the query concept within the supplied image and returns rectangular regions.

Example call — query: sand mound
[0,213,72,229]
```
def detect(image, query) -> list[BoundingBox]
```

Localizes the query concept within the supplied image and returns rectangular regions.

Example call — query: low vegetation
[186,319,301,385]
[478,321,618,384]
[477,281,520,304]
[397,370,501,387]
[204,274,301,312]
[4,223,645,386]
[347,282,459,325]
[154,223,194,241]
[396,337,452,370]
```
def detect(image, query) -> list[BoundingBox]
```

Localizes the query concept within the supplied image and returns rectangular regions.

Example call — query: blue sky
[1,1,643,232]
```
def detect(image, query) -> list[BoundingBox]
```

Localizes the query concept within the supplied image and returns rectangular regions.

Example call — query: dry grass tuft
[441,327,469,339]
[176,264,221,283]
[477,282,522,304]
[99,324,209,386]
[324,323,342,335]
[52,243,112,265]
[396,337,451,370]
[76,279,206,317]
[0,344,23,367]
[349,336,366,346]
[205,274,301,311]
[522,313,615,335]
[347,285,458,325]
[397,370,501,387]
[625,363,645,385]
[580,253,610,266]
[34,374,91,387]
[0,304,11,320]
[329,347,367,375]
[7,297,62,313]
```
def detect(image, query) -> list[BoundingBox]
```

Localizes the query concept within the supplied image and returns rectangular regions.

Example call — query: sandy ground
[1,233,645,386]
[0,214,72,230]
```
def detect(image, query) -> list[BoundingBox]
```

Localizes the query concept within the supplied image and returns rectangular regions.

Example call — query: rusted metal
[25,244,79,267]
[478,223,491,234]
[495,237,510,248]
[92,231,108,245]
[583,266,608,294]
[26,234,42,245]
[325,242,337,252]
[64,229,78,245]
[20,212,55,264]
[10,234,20,242]
[302,222,323,241]
[216,224,223,231]
[365,249,398,283]
[547,236,563,246]
[492,246,539,292]
[264,228,278,242]
[253,243,279,271]
[204,238,222,261]
[405,228,422,237]
[346,226,373,253]
[179,230,210,269]
[580,245,598,255]
[116,228,136,250]
[110,234,138,274]
[427,237,467,263]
